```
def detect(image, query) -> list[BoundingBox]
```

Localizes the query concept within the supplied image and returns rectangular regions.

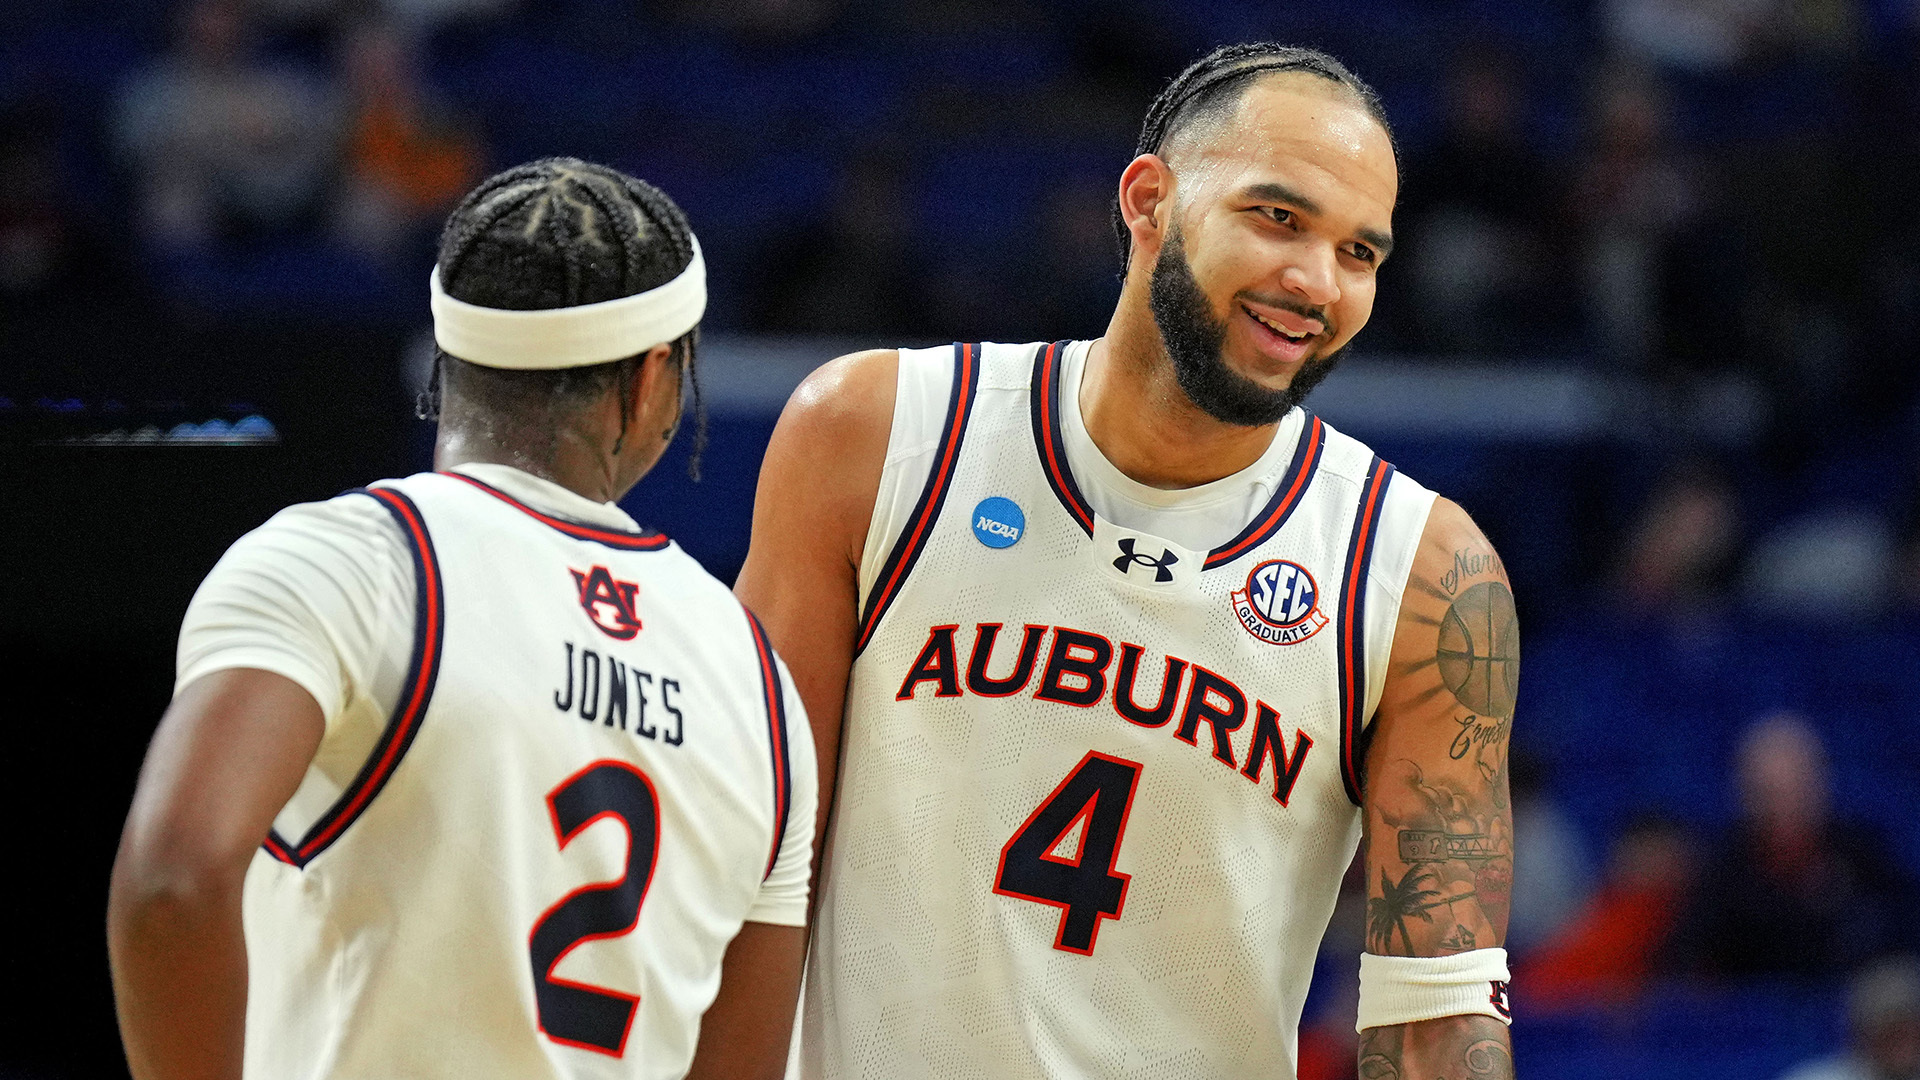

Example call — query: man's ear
[1117,153,1176,270]
[630,341,679,418]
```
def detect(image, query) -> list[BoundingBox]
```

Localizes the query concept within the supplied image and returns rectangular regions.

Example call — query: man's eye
[1347,245,1377,264]
[1263,207,1294,225]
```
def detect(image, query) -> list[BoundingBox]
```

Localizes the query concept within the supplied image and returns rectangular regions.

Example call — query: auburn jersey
[232,469,815,1080]
[801,341,1432,1079]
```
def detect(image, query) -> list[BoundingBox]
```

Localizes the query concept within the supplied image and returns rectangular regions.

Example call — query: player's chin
[1225,337,1316,389]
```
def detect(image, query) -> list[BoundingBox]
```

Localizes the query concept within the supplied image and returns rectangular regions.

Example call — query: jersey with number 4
[240,470,814,1080]
[803,341,1433,1079]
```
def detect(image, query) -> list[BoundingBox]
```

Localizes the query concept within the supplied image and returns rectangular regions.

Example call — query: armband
[1356,949,1512,1032]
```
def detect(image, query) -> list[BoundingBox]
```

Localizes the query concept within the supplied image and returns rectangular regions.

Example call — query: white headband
[429,237,706,370]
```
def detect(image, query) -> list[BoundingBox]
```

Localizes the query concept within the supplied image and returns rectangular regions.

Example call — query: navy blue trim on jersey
[1028,340,1096,537]
[442,471,671,551]
[854,342,982,657]
[744,609,793,881]
[263,486,445,867]
[1336,456,1396,806]
[1204,413,1327,569]
[1030,341,1328,565]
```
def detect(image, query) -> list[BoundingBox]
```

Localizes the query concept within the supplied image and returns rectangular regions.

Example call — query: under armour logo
[1113,538,1179,583]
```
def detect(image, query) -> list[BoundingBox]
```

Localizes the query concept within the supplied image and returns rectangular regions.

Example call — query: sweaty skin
[737,71,1513,1079]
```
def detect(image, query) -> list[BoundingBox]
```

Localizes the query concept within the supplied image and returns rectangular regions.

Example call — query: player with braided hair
[741,45,1517,1078]
[423,157,710,477]
[110,158,815,1080]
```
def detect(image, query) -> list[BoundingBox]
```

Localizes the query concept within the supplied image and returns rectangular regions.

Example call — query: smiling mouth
[1243,304,1317,344]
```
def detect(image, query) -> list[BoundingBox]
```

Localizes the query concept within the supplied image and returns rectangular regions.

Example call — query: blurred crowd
[7,0,1920,1074]
[109,0,482,267]
[6,0,1920,587]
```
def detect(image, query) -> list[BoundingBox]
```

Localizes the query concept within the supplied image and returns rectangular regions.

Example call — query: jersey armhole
[855,345,953,608]
[263,486,446,869]
[852,344,981,656]
[1334,457,1403,806]
[1362,474,1438,726]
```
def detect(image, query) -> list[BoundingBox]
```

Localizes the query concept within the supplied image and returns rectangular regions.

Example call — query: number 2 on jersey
[993,751,1142,955]
[528,760,661,1058]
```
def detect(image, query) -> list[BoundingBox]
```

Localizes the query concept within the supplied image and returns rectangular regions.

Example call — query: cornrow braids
[425,157,709,479]
[1114,42,1396,267]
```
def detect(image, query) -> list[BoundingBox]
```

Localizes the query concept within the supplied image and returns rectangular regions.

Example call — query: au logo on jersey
[1230,559,1328,645]
[570,565,642,640]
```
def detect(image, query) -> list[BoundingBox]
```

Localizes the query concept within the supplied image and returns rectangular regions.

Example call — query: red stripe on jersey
[745,610,792,880]
[855,342,980,654]
[443,472,670,551]
[1206,414,1327,569]
[1337,457,1394,806]
[262,485,445,867]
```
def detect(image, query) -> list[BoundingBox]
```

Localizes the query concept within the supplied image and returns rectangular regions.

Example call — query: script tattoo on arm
[1360,500,1516,1077]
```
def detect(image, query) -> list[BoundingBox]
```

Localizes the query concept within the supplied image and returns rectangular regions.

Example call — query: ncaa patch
[1230,558,1328,645]
[972,497,1024,549]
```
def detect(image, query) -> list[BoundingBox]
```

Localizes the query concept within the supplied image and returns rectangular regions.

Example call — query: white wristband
[1356,949,1512,1032]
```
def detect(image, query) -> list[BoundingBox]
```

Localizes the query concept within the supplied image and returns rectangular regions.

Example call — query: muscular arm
[733,350,897,902]
[107,668,325,1080]
[1358,497,1517,1078]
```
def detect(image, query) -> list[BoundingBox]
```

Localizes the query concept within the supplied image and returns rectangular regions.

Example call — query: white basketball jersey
[802,341,1433,1079]
[241,470,813,1080]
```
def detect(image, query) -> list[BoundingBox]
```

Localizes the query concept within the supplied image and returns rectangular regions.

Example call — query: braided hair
[424,157,708,478]
[1115,43,1396,267]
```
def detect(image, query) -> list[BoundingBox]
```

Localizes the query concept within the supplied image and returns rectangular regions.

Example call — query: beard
[1147,230,1343,427]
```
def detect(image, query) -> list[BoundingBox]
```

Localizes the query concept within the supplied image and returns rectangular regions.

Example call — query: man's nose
[1279,245,1341,308]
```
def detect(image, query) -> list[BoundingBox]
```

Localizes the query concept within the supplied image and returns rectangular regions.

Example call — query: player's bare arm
[107,668,325,1080]
[1359,496,1516,1078]
[733,348,895,884]
[685,920,808,1080]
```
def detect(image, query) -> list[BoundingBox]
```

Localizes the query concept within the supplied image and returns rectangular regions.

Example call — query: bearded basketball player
[109,159,815,1080]
[737,45,1518,1079]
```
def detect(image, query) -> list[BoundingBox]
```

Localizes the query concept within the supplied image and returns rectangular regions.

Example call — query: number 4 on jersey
[993,751,1142,955]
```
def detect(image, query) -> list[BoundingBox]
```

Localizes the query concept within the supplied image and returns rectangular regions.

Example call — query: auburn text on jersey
[897,621,1314,806]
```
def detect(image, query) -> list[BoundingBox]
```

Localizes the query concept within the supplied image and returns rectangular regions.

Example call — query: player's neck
[434,424,629,505]
[1083,307,1282,490]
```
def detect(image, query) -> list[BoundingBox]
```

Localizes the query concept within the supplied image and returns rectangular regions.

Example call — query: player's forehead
[1171,72,1398,220]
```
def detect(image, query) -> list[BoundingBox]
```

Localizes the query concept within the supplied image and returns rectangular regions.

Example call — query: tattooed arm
[1358,497,1516,1078]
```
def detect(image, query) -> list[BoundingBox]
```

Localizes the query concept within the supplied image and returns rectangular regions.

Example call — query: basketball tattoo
[1361,516,1515,1080]
[1436,581,1518,720]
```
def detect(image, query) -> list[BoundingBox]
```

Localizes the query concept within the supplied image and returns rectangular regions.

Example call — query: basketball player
[108,159,816,1080]
[738,46,1517,1078]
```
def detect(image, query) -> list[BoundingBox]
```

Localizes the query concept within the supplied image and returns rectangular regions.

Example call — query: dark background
[5,0,1920,1076]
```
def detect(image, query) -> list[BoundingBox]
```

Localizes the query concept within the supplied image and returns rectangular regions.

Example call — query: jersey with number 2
[803,341,1433,1079]
[239,470,814,1080]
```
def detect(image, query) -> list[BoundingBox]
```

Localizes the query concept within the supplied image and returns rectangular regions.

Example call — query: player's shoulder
[1409,494,1504,572]
[781,348,899,435]
[1299,413,1408,488]
[193,484,417,638]
[231,483,414,566]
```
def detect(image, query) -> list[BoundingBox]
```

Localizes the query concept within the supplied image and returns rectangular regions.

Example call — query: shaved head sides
[1115,43,1396,265]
